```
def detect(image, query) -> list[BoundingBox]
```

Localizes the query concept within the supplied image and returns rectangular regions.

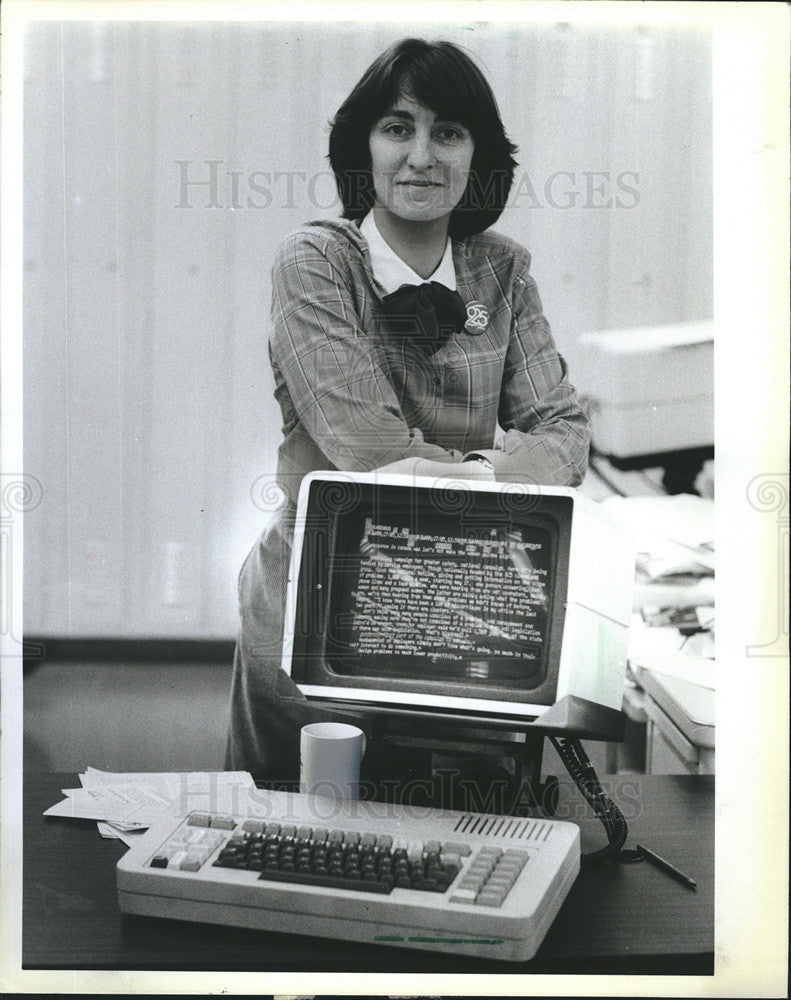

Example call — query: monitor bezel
[282,472,577,718]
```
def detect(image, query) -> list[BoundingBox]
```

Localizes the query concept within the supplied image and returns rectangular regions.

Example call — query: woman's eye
[382,122,410,138]
[435,126,465,142]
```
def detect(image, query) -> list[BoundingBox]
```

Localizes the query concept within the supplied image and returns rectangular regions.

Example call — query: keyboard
[117,788,580,961]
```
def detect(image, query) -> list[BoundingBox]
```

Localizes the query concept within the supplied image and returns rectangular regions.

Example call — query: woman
[226,38,590,781]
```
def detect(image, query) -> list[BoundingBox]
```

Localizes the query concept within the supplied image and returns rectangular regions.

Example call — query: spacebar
[259,869,393,894]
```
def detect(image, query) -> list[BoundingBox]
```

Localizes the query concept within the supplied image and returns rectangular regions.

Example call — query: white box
[575,321,713,459]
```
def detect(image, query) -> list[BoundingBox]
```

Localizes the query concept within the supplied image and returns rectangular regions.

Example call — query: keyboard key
[450,888,478,904]
[442,841,472,856]
[376,835,393,851]
[477,889,506,907]
[280,825,296,839]
[360,833,376,849]
[486,875,515,893]
[468,860,495,878]
[297,825,312,840]
[407,843,423,863]
[259,868,393,894]
[187,813,211,827]
[150,855,169,868]
[210,816,237,830]
[344,831,361,847]
[475,846,503,860]
[242,819,264,834]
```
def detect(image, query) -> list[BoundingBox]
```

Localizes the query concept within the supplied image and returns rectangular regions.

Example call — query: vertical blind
[23,21,712,638]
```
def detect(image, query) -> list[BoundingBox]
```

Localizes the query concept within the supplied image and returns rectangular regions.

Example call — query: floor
[23,656,232,774]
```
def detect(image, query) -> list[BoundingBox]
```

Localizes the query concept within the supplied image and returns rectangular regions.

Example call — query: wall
[23,20,712,638]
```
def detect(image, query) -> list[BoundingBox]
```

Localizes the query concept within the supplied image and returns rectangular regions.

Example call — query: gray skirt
[224,505,359,782]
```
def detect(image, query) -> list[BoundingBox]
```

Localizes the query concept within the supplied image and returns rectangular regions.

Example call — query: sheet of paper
[602,494,715,569]
[45,770,257,828]
[97,821,148,846]
[45,782,173,825]
[80,767,253,794]
[633,655,716,691]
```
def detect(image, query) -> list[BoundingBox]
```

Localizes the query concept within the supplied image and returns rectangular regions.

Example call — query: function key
[376,835,393,852]
[424,840,441,856]
[264,822,281,838]
[187,813,211,827]
[328,830,344,844]
[280,825,297,840]
[344,831,361,847]
[297,825,313,840]
[209,815,237,830]
[360,833,377,849]
[242,819,264,834]
[312,828,328,842]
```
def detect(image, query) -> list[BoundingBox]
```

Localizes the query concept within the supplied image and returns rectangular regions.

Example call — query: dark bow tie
[380,281,467,355]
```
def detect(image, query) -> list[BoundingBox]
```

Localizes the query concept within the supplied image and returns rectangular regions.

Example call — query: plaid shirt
[269,219,590,503]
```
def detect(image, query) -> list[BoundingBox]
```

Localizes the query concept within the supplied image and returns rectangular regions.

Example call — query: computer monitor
[282,472,635,728]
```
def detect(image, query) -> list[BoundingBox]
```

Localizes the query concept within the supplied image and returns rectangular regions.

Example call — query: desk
[24,771,714,975]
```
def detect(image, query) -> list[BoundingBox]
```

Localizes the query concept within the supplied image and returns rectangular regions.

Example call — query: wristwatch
[463,454,494,471]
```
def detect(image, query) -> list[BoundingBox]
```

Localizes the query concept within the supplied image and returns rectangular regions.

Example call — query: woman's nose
[406,132,436,171]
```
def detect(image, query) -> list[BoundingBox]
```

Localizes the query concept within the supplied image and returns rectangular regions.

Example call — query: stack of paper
[44,768,257,846]
[628,613,715,690]
[602,494,714,572]
[602,494,715,611]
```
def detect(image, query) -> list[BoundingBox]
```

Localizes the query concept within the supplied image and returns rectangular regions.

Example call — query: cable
[549,735,641,865]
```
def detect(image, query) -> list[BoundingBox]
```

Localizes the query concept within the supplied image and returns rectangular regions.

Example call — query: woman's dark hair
[329,38,518,239]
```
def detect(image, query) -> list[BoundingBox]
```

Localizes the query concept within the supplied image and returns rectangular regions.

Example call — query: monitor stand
[329,696,625,817]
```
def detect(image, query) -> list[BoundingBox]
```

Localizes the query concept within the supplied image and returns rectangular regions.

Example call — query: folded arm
[467,269,590,487]
[270,231,463,472]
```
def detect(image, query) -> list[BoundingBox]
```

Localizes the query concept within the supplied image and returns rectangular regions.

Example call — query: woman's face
[368,94,474,228]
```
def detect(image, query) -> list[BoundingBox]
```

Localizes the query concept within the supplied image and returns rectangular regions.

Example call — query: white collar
[360,212,457,294]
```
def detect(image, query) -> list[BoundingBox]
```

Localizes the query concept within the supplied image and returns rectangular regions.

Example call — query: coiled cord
[549,735,640,865]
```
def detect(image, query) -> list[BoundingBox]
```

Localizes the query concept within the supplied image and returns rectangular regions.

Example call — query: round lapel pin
[464,300,489,334]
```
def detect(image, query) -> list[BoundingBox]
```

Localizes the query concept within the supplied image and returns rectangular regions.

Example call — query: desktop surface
[23,770,714,975]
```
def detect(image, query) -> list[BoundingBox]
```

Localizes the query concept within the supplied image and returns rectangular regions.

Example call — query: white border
[2,2,788,996]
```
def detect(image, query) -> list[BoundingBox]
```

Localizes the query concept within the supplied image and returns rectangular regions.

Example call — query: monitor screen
[288,477,574,714]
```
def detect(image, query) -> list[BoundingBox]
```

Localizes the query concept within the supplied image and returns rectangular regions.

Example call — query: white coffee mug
[299,722,366,799]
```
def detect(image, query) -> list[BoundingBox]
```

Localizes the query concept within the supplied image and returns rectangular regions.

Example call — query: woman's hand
[374,457,495,482]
